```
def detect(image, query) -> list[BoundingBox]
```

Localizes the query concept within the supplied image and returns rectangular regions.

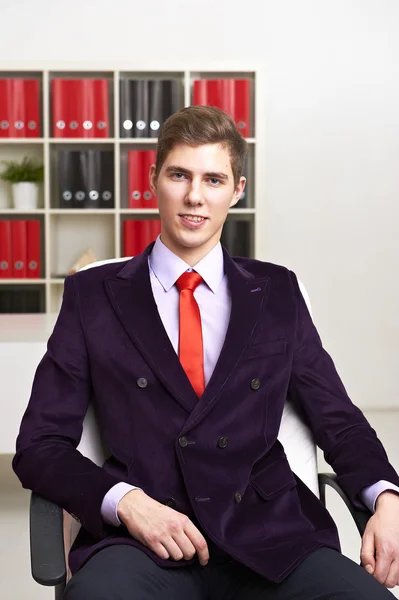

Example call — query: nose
[185,180,204,206]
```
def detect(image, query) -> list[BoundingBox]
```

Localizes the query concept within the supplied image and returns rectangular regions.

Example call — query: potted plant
[0,156,44,210]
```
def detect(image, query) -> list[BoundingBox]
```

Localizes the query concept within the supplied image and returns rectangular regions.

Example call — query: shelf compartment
[49,213,115,279]
[48,71,115,139]
[119,72,185,139]
[49,142,115,210]
[0,72,44,139]
[0,144,45,209]
[221,213,254,258]
[0,283,46,313]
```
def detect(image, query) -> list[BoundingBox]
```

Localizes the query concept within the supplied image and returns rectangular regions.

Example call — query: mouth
[178,214,208,229]
[179,214,207,222]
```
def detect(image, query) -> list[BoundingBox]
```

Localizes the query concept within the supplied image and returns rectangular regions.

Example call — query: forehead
[161,143,233,176]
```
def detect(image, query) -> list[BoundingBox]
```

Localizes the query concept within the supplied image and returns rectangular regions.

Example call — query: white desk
[0,314,57,455]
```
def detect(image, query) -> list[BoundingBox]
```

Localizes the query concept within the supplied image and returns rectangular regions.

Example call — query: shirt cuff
[360,480,399,513]
[100,482,143,527]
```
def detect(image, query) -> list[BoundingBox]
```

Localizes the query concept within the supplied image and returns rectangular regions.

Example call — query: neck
[160,234,220,267]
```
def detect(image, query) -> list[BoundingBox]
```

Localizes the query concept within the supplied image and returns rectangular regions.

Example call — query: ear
[149,164,157,196]
[230,176,246,208]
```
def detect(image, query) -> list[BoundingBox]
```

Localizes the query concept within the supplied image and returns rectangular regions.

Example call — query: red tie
[176,271,205,397]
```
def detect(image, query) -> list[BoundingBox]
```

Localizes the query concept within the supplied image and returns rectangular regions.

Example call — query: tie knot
[176,271,203,293]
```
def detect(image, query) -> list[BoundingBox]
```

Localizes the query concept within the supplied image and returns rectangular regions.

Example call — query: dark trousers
[64,543,394,600]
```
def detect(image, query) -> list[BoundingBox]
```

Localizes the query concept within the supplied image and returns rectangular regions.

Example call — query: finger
[171,532,197,560]
[162,537,187,561]
[360,531,376,574]
[184,520,209,565]
[139,529,172,560]
[151,541,170,561]
[383,560,399,589]
[373,548,392,585]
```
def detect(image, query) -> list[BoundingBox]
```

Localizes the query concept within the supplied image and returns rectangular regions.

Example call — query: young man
[13,106,399,599]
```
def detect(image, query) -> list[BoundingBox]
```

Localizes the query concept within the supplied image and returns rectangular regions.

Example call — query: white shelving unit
[0,66,263,313]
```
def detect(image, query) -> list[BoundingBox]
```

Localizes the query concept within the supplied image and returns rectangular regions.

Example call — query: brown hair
[155,106,248,187]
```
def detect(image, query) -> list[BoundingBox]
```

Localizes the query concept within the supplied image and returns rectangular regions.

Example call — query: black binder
[221,220,251,257]
[148,80,181,138]
[120,79,133,138]
[121,79,182,139]
[131,80,150,138]
[81,150,101,209]
[58,150,114,209]
[99,150,114,209]
[58,151,86,209]
[0,285,44,313]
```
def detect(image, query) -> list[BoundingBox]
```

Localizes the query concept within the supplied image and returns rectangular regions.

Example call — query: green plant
[0,156,44,184]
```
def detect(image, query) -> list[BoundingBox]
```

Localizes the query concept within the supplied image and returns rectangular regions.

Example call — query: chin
[177,235,207,249]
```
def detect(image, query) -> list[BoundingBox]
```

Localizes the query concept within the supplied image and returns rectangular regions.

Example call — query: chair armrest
[30,492,66,587]
[318,473,372,536]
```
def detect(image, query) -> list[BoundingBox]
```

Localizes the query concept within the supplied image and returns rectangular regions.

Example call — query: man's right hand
[117,489,209,566]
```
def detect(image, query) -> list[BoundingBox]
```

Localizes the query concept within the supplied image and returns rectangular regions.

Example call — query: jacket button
[250,378,260,390]
[137,377,148,388]
[234,492,242,503]
[179,436,188,448]
[165,497,176,508]
[218,436,228,448]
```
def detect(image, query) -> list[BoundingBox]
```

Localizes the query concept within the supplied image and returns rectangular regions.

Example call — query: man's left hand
[360,491,399,588]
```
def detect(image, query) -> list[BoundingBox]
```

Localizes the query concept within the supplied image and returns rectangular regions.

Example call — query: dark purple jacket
[13,244,399,582]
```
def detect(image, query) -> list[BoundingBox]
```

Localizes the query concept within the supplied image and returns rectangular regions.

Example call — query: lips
[179,214,207,221]
[179,214,208,229]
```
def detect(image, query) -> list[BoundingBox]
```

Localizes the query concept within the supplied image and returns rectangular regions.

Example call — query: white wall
[3,0,398,410]
[1,0,399,597]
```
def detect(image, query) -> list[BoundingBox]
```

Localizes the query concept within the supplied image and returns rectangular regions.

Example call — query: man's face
[149,143,246,263]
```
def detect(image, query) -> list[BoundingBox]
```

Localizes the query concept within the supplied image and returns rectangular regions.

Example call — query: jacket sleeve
[12,275,124,539]
[288,270,399,509]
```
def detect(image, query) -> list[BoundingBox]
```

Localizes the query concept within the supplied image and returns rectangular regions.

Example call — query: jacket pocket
[250,456,297,501]
[245,337,287,361]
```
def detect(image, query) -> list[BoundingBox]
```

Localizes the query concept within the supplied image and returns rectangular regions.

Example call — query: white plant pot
[12,182,39,210]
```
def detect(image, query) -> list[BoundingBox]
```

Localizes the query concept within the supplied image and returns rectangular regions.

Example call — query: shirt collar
[149,235,224,293]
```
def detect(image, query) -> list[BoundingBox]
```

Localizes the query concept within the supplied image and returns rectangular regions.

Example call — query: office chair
[28,258,372,598]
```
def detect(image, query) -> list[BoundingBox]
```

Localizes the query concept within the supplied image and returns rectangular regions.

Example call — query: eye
[208,178,222,185]
[171,172,187,180]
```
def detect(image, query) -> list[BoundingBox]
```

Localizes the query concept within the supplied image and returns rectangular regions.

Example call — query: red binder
[11,220,27,278]
[12,79,26,138]
[26,220,40,278]
[142,150,157,208]
[0,220,12,278]
[128,151,143,208]
[80,79,95,138]
[234,79,251,138]
[151,219,162,243]
[52,79,68,138]
[193,79,251,137]
[0,80,13,137]
[24,79,40,138]
[220,79,235,118]
[140,220,153,251]
[52,79,83,138]
[123,220,139,256]
[193,79,208,105]
[68,79,83,138]
[206,79,222,108]
[93,79,109,138]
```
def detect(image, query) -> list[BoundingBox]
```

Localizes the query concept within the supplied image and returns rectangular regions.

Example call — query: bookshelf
[0,66,262,314]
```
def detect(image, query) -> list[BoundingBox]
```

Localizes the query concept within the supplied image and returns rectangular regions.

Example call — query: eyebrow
[165,165,229,181]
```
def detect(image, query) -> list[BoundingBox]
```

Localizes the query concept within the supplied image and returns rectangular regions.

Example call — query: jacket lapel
[104,245,199,414]
[182,248,270,431]
[105,245,270,423]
